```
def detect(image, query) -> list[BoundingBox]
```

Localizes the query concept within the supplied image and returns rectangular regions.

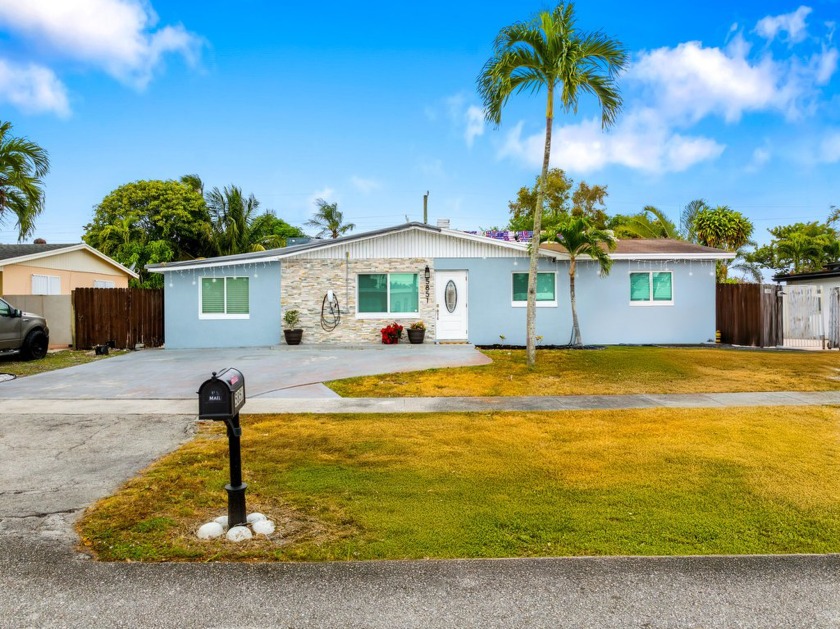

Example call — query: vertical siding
[294,229,527,260]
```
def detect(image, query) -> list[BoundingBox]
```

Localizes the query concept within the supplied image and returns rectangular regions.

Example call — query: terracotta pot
[284,329,303,345]
[407,328,425,344]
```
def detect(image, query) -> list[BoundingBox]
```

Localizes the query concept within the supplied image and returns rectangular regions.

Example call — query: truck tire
[21,329,48,360]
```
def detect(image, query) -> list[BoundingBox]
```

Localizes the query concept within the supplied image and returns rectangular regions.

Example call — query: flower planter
[284,329,303,345]
[407,328,425,344]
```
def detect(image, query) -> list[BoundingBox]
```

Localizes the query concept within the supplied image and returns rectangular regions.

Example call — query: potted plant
[380,322,404,344]
[407,320,426,344]
[283,309,303,345]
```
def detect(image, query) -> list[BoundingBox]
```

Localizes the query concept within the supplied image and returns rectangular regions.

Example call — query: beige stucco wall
[3,294,72,347]
[0,263,129,295]
[281,258,437,344]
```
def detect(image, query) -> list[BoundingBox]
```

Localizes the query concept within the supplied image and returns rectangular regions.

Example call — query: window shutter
[201,278,225,314]
[226,278,249,314]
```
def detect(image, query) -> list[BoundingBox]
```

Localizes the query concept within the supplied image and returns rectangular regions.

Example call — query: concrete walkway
[4,389,840,415]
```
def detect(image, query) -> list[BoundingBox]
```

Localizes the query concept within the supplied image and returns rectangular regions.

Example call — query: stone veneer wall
[281,257,436,344]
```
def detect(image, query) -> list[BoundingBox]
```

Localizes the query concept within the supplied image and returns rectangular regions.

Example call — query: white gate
[828,287,840,349]
[782,285,824,349]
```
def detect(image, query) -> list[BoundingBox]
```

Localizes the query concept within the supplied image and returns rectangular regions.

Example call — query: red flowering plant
[380,322,404,344]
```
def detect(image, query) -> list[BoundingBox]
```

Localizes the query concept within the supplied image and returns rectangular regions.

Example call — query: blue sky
[0,0,838,246]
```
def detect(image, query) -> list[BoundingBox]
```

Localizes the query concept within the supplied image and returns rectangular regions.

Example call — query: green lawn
[77,406,840,562]
[326,347,840,397]
[0,349,116,378]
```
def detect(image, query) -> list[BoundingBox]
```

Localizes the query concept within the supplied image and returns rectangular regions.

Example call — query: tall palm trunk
[568,256,581,346]
[526,87,554,366]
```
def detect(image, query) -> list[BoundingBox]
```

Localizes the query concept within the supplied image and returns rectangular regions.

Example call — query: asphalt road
[1,538,838,628]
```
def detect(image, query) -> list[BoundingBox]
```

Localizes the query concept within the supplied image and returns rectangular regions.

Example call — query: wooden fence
[73,288,164,349]
[716,283,783,347]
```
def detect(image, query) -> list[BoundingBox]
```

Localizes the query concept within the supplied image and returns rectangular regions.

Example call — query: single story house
[147,222,733,349]
[0,243,138,296]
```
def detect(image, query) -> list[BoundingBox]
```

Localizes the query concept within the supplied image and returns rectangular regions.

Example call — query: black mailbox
[198,368,246,421]
[197,367,248,527]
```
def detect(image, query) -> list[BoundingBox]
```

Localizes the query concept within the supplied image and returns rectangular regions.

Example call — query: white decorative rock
[214,515,229,529]
[226,525,253,542]
[252,519,275,536]
[246,512,267,524]
[197,522,224,540]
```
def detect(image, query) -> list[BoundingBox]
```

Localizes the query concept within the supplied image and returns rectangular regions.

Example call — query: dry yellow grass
[327,347,840,397]
[78,406,840,561]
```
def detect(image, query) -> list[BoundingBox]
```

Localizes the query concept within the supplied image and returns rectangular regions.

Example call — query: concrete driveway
[0,345,491,400]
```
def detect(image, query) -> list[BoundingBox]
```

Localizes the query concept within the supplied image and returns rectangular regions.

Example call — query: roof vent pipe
[436,218,450,229]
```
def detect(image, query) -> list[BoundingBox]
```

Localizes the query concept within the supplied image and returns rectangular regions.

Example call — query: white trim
[198,277,251,320]
[629,270,674,307]
[356,272,420,318]
[511,271,558,308]
[2,243,139,278]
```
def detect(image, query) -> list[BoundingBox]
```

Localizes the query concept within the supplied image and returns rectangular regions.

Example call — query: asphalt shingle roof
[0,243,78,262]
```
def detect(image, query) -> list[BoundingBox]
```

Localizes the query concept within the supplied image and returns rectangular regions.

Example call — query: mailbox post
[198,368,247,528]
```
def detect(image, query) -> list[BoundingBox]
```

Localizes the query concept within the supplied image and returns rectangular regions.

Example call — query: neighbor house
[147,222,733,349]
[774,263,840,348]
[0,243,138,296]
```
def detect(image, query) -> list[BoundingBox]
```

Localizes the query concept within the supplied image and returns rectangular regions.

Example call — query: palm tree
[478,2,626,365]
[611,206,680,239]
[776,233,823,274]
[206,185,281,255]
[680,199,709,243]
[0,121,50,241]
[547,215,616,346]
[306,198,355,239]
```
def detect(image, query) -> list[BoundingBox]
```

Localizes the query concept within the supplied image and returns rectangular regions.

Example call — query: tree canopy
[748,216,840,276]
[306,199,355,239]
[83,179,213,288]
[0,121,50,242]
[608,206,679,239]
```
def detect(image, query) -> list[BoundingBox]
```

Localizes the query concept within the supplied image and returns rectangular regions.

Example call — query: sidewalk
[4,390,840,415]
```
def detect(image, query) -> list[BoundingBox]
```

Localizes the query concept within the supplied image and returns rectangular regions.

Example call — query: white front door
[435,271,468,341]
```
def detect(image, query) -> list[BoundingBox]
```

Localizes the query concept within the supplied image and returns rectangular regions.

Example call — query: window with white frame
[200,277,250,319]
[511,272,556,307]
[93,279,116,288]
[31,274,60,295]
[357,273,419,316]
[630,271,673,305]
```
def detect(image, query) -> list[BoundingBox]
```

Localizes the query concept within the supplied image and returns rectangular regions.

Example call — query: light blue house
[147,222,733,348]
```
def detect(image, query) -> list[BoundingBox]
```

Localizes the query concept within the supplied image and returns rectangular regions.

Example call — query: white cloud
[746,145,772,172]
[628,39,790,123]
[813,46,839,84]
[0,0,202,89]
[0,59,70,116]
[308,187,336,209]
[819,132,840,162]
[350,176,381,194]
[464,105,485,147]
[498,111,725,175]
[756,6,813,44]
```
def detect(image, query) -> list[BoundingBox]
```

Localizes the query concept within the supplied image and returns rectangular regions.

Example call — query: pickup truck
[0,297,50,360]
